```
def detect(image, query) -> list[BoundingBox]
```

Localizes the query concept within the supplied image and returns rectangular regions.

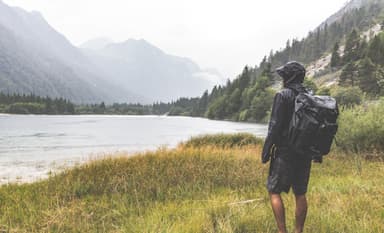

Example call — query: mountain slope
[320,0,367,27]
[80,37,114,50]
[81,39,222,102]
[320,0,384,28]
[0,1,145,103]
[0,22,104,103]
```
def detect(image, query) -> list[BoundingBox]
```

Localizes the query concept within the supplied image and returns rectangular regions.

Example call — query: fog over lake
[0,115,267,184]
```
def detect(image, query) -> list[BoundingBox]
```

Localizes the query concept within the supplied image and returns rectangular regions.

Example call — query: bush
[182,133,263,148]
[335,100,384,154]
[331,86,363,107]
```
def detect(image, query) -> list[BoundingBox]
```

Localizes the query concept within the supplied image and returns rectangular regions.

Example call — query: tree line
[76,102,172,115]
[0,93,75,114]
[0,93,175,115]
[161,63,277,122]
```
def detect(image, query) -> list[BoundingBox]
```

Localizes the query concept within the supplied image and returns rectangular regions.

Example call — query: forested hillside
[166,0,384,122]
[166,64,276,122]
[269,0,384,68]
[331,29,384,96]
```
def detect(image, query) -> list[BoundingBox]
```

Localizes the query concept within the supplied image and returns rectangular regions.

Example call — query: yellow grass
[0,134,383,232]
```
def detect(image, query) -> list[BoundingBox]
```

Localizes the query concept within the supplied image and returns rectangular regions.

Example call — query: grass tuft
[181,133,263,148]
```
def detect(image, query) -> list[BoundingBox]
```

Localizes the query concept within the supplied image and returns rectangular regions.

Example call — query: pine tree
[330,42,341,68]
[367,35,384,65]
[315,28,322,58]
[339,62,357,86]
[358,57,383,94]
[343,29,361,64]
[198,90,209,116]
[238,66,251,91]
[260,62,274,84]
[45,97,54,114]
[227,88,242,116]
[322,23,328,50]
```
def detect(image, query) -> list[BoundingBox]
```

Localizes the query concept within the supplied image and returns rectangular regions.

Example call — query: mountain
[80,37,114,50]
[320,0,384,28]
[266,0,384,73]
[320,0,367,27]
[0,1,217,104]
[81,39,223,102]
[306,0,384,78]
[0,1,143,103]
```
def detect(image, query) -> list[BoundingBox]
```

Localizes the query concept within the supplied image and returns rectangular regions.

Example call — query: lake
[0,114,267,184]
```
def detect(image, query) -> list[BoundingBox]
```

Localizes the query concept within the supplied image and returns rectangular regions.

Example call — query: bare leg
[295,194,308,233]
[269,193,287,233]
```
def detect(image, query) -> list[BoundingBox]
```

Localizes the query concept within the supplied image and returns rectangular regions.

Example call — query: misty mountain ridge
[0,1,222,103]
[80,37,114,50]
[81,38,224,102]
[0,1,142,103]
[320,0,367,27]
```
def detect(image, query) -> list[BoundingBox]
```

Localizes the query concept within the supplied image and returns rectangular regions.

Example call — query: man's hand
[261,151,270,164]
[261,144,276,164]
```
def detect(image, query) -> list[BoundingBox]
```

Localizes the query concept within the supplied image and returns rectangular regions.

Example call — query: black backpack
[287,91,339,160]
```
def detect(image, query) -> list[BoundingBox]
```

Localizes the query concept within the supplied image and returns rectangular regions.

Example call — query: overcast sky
[4,0,348,79]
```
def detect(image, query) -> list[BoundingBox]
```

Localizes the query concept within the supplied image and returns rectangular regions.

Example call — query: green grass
[0,134,383,232]
[181,133,263,148]
[336,100,384,155]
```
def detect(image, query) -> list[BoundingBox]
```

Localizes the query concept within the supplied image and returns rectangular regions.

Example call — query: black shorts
[267,147,312,195]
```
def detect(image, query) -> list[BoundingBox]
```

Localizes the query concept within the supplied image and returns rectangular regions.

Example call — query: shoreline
[0,148,159,186]
[0,150,146,185]
[0,116,267,185]
[0,113,267,124]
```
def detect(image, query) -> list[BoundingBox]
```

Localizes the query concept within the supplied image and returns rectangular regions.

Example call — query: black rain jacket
[261,82,306,163]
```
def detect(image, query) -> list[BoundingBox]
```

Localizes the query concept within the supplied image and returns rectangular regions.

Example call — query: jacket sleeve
[261,92,286,163]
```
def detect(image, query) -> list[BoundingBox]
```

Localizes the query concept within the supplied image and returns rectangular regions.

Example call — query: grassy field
[0,133,383,233]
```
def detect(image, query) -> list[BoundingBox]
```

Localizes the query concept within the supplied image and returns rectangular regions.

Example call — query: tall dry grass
[0,133,383,232]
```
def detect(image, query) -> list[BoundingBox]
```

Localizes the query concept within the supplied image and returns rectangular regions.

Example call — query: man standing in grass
[261,61,311,233]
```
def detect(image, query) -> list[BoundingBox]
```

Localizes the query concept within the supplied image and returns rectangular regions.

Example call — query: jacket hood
[276,61,306,86]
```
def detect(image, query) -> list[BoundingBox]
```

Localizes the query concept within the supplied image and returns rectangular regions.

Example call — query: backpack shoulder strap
[286,86,307,97]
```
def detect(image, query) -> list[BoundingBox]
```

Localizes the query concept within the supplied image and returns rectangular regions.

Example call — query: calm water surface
[0,114,267,183]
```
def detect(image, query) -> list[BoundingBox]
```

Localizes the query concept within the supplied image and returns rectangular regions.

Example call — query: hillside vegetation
[160,0,384,122]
